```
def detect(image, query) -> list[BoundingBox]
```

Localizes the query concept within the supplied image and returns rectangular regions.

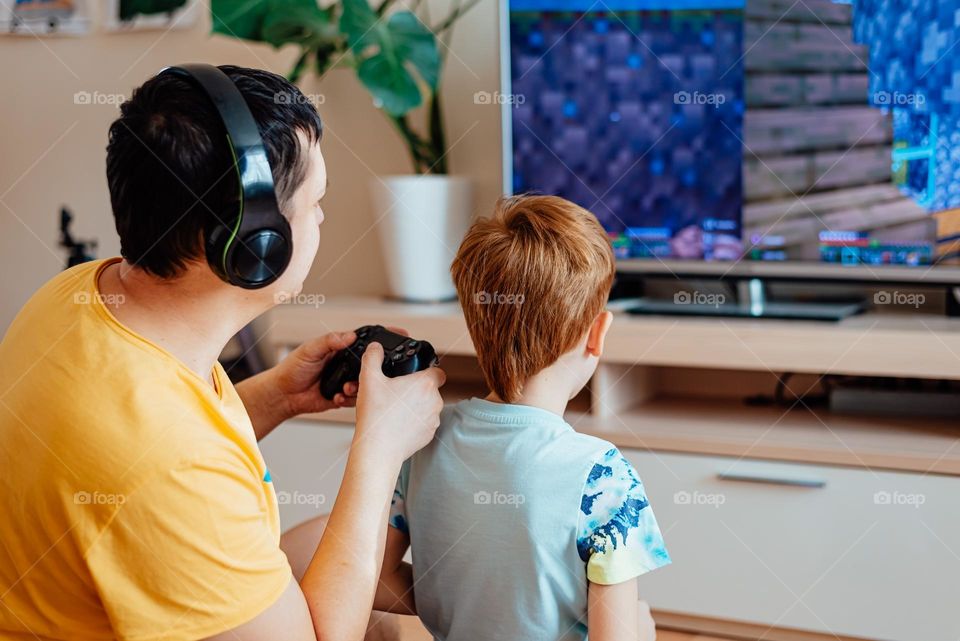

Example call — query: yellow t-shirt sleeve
[85,455,292,641]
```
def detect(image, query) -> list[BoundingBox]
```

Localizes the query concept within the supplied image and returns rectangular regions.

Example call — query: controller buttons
[405,348,417,357]
[393,344,406,353]
[405,340,419,348]
[391,352,404,362]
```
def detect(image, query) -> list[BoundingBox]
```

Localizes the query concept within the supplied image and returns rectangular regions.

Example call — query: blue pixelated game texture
[841,0,960,213]
[508,1,745,260]
[507,0,960,264]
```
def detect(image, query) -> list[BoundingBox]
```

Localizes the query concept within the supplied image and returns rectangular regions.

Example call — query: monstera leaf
[211,0,327,45]
[209,0,473,171]
[340,0,439,115]
[212,0,341,81]
[261,2,337,49]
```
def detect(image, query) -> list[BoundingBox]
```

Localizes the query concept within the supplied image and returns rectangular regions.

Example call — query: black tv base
[623,276,865,321]
[626,299,865,322]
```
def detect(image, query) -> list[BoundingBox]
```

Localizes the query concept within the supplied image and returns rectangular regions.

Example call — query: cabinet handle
[715,471,827,488]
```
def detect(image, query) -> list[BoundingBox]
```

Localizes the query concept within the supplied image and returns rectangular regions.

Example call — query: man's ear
[586,310,613,357]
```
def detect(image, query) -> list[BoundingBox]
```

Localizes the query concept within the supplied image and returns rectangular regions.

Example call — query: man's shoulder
[0,257,239,489]
[2,259,102,343]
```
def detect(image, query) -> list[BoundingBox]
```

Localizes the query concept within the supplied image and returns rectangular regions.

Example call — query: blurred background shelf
[270,298,960,476]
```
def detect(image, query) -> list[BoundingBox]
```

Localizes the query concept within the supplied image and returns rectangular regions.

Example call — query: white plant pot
[370,175,473,302]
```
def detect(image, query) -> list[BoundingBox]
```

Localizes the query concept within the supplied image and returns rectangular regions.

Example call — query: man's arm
[297,434,403,639]
[208,343,445,641]
[204,439,399,641]
[207,580,316,641]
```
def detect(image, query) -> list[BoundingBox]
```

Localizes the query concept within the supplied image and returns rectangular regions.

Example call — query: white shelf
[268,298,960,379]
[299,395,960,476]
[269,298,960,476]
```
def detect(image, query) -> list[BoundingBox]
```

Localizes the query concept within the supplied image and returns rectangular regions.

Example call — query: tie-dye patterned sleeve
[388,460,410,534]
[577,448,671,585]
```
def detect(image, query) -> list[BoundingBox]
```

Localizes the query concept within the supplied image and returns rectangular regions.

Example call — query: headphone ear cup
[231,228,292,287]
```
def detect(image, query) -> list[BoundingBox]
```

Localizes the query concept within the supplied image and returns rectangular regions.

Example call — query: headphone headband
[158,64,292,289]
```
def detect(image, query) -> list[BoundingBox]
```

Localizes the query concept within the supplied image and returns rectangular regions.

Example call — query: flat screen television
[500,0,960,284]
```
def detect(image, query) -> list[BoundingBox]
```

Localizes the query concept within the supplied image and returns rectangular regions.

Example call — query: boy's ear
[586,310,613,357]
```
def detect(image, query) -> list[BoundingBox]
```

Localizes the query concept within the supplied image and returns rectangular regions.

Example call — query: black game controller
[319,325,439,401]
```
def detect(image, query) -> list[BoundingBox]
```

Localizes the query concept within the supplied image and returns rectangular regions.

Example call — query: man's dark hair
[106,65,323,278]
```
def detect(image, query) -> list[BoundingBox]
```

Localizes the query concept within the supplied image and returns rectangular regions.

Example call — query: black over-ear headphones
[159,64,292,289]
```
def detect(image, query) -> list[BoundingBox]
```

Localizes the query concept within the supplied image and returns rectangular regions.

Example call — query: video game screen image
[505,0,960,267]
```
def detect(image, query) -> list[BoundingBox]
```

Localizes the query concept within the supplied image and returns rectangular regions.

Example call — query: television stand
[626,300,864,321]
[265,297,960,641]
[626,278,865,321]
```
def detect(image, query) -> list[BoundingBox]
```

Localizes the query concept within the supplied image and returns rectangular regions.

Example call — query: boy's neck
[485,366,574,419]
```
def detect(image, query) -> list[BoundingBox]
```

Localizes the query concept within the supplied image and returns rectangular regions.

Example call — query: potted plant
[211,0,480,301]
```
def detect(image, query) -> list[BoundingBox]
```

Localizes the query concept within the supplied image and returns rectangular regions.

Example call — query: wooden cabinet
[630,450,960,641]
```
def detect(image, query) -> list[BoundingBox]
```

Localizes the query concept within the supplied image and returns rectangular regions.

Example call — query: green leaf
[386,11,439,90]
[212,0,330,47]
[357,55,421,115]
[339,0,439,115]
[339,0,379,51]
[261,2,335,48]
[210,0,269,40]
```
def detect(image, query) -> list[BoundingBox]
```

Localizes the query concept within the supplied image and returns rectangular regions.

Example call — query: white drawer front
[260,420,353,528]
[628,450,960,641]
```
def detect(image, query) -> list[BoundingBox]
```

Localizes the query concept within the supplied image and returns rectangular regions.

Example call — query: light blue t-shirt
[389,398,671,641]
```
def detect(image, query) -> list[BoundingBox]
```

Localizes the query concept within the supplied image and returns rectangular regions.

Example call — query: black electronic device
[58,207,97,269]
[319,325,439,401]
[158,63,292,289]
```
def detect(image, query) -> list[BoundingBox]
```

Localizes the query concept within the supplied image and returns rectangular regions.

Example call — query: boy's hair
[451,195,616,403]
[106,65,323,278]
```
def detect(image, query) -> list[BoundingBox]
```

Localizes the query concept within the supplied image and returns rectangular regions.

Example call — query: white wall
[0,0,502,332]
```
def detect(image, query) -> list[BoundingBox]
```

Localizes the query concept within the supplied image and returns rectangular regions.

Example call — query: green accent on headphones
[222,133,244,275]
[159,63,293,289]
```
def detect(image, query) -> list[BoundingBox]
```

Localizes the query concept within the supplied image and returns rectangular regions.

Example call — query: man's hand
[353,342,446,465]
[271,331,361,416]
[238,329,406,440]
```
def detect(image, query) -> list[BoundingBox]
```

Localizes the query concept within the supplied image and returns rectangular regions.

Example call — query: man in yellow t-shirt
[0,66,445,641]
